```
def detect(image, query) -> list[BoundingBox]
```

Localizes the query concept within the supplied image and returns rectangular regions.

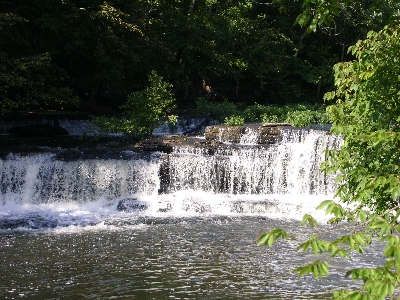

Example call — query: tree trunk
[294,31,307,58]
[316,79,322,99]
[188,0,198,14]
[87,83,100,110]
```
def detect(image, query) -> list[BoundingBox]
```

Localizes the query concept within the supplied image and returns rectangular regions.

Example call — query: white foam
[0,190,337,232]
[116,190,335,221]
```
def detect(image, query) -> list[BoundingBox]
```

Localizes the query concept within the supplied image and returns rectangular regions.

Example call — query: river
[0,128,381,299]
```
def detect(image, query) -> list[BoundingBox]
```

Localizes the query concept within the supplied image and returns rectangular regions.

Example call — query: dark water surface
[0,216,376,300]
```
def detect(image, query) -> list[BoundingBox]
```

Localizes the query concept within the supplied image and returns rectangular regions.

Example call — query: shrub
[196,100,329,127]
[94,71,177,137]
[196,98,239,122]
[245,103,329,127]
[224,115,245,126]
[285,109,315,127]
[243,104,286,122]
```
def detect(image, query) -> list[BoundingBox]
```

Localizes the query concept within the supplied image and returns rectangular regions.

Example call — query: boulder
[117,198,148,212]
[258,123,291,144]
[157,203,172,213]
[0,214,58,229]
[134,137,173,152]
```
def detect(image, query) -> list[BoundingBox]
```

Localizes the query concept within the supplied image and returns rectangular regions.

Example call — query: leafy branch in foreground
[257,228,293,247]
[258,201,400,299]
[258,23,400,299]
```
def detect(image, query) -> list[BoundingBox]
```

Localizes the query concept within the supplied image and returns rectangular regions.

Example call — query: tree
[1,0,396,114]
[324,24,400,214]
[33,0,151,109]
[291,0,400,101]
[0,10,79,113]
[258,5,400,300]
[0,1,169,113]
[94,71,177,137]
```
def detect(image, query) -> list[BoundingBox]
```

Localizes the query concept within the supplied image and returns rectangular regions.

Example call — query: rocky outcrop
[258,123,292,144]
[205,123,291,144]
[134,123,293,153]
[134,135,188,153]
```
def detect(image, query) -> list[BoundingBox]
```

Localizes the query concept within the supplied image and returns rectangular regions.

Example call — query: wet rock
[117,198,148,212]
[8,124,69,137]
[157,203,172,213]
[182,199,211,213]
[205,125,242,143]
[0,214,58,229]
[183,117,211,135]
[134,135,200,153]
[134,138,172,152]
[134,135,182,153]
[120,123,294,154]
[258,123,291,144]
[158,158,170,194]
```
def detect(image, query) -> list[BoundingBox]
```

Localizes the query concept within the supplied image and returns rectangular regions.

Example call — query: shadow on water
[0,216,372,300]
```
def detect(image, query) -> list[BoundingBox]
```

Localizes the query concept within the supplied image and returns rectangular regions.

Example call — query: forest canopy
[1,0,397,114]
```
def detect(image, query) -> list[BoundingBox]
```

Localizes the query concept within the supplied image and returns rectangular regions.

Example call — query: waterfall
[0,127,342,227]
[0,153,161,205]
[168,129,340,195]
[0,128,341,203]
[239,126,259,145]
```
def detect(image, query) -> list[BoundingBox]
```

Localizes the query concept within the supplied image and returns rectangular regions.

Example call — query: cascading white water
[0,153,161,205]
[169,129,341,195]
[239,126,259,144]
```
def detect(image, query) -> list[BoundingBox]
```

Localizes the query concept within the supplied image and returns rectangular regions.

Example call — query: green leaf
[331,247,351,259]
[257,228,290,247]
[388,284,394,296]
[391,186,400,200]
[257,233,270,246]
[293,261,329,279]
[316,200,333,210]
[301,214,318,228]
[296,11,311,27]
[311,241,318,254]
[357,210,369,223]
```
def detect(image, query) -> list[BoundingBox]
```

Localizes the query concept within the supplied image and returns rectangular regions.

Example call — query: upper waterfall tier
[168,127,341,195]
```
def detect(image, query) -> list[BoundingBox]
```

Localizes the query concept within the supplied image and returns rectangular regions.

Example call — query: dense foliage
[1,0,393,115]
[324,24,400,214]
[258,7,400,300]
